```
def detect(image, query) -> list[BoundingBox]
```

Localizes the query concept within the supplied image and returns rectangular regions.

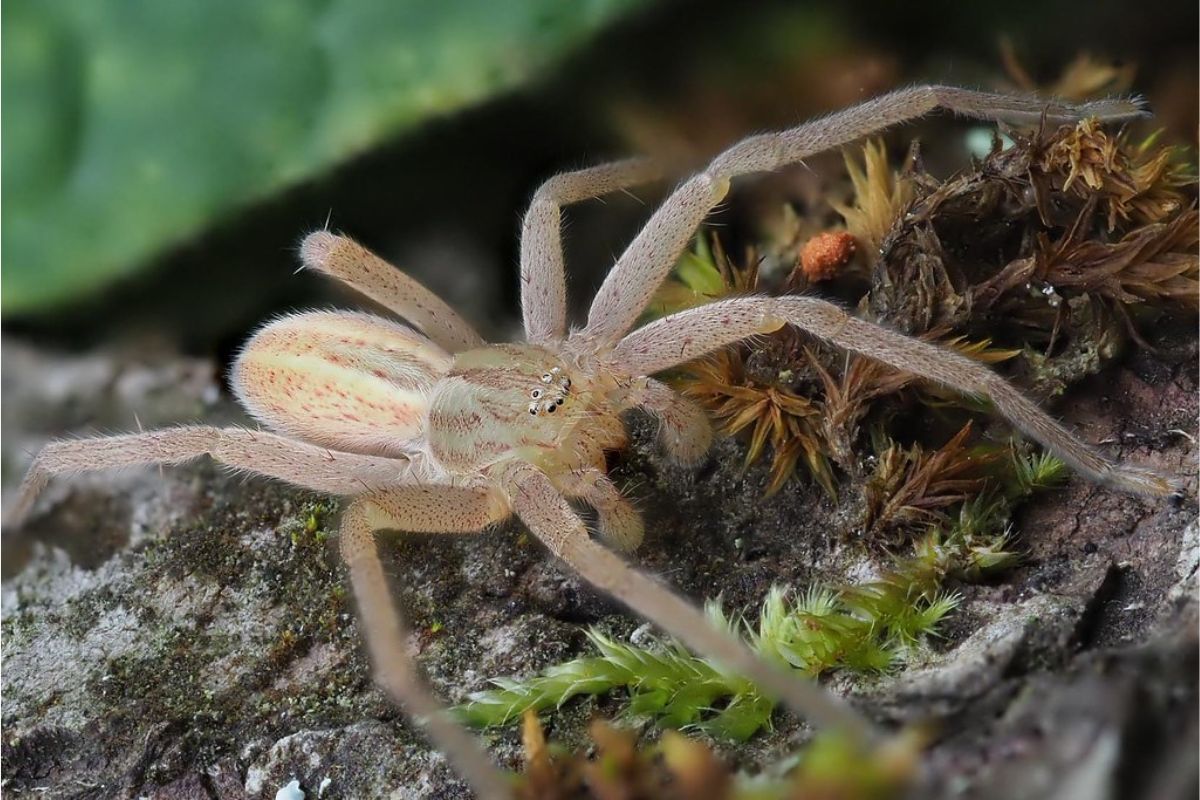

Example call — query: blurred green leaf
[2,0,649,313]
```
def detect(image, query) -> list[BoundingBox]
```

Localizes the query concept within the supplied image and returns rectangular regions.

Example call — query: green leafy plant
[3,0,652,313]
[889,449,1066,594]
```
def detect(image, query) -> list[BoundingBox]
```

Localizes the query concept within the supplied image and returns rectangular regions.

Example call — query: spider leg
[497,460,878,741]
[299,231,484,353]
[576,86,1149,345]
[339,487,512,800]
[613,295,1179,498]
[520,158,662,343]
[6,426,411,528]
[626,377,713,465]
[557,467,644,552]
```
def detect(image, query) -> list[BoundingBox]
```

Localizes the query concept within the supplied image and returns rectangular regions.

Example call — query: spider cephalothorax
[8,87,1180,800]
[428,345,594,472]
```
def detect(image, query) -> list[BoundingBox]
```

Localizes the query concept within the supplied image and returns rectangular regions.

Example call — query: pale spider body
[8,87,1179,800]
[234,313,645,547]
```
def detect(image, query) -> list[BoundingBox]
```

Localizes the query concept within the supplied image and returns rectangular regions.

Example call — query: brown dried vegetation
[655,93,1195,534]
[861,423,997,539]
[515,711,919,800]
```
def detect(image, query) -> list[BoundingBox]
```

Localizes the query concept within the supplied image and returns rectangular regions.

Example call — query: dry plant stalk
[516,709,920,800]
[517,711,729,800]
[668,100,1193,502]
[810,352,915,470]
[979,204,1200,312]
[1040,207,1199,309]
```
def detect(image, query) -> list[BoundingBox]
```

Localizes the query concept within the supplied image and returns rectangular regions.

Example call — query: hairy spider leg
[625,376,714,465]
[613,295,1179,497]
[575,85,1148,345]
[555,466,645,552]
[519,158,664,344]
[300,231,484,354]
[339,486,512,800]
[5,426,410,528]
[496,460,878,741]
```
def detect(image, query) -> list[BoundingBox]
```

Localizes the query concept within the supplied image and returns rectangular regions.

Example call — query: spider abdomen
[231,310,451,457]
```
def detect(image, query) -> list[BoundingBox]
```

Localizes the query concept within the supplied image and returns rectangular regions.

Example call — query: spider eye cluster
[528,367,572,416]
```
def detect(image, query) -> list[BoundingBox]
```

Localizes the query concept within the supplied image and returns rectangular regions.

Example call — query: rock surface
[2,335,1196,799]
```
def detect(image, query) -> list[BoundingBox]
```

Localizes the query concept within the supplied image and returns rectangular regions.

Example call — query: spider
[8,86,1178,799]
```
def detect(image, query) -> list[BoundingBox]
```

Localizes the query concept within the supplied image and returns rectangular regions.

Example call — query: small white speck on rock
[275,779,305,800]
[629,622,655,646]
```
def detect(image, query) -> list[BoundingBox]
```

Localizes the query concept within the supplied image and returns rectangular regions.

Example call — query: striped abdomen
[232,310,451,457]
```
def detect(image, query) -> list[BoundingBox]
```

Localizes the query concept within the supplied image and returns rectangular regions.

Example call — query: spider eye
[540,373,553,384]
[528,404,538,415]
[555,397,564,406]
[546,403,556,413]
[531,389,543,399]
[561,378,571,390]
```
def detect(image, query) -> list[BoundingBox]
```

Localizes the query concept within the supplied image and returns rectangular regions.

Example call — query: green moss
[456,451,1065,741]
[455,576,954,741]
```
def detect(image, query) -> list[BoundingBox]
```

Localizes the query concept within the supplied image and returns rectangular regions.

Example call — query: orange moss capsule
[800,231,857,282]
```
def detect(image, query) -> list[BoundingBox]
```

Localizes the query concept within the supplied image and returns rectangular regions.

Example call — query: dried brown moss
[654,99,1195,511]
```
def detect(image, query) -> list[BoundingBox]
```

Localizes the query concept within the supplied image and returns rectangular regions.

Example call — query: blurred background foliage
[2,0,1195,354]
[2,0,647,313]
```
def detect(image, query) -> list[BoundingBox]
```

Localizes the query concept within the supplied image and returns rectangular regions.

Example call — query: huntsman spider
[8,87,1179,799]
